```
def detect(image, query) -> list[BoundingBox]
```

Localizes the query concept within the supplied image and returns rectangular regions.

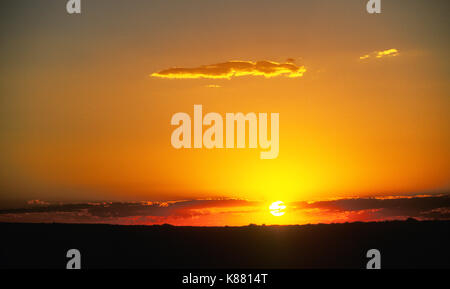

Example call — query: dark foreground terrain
[0,220,449,269]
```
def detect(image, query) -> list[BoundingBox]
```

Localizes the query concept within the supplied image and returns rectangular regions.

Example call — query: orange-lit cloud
[151,60,307,79]
[26,200,50,206]
[359,48,399,60]
[205,84,221,88]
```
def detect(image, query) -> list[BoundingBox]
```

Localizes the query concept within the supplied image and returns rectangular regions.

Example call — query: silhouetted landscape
[1,219,449,269]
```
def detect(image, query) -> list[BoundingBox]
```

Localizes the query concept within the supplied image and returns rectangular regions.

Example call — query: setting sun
[269,201,286,217]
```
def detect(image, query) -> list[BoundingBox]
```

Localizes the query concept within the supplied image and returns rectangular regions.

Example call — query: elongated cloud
[151,60,306,79]
[205,84,221,88]
[359,48,399,60]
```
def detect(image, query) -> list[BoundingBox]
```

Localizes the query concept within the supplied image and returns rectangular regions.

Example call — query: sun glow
[269,201,286,217]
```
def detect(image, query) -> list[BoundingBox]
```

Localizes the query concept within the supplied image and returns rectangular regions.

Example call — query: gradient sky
[0,0,449,225]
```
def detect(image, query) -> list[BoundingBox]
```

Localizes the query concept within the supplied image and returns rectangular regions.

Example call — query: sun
[269,201,286,217]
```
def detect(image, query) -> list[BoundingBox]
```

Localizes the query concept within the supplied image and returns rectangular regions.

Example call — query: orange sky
[0,1,449,225]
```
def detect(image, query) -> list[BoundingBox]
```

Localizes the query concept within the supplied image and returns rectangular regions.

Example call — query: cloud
[359,48,399,60]
[205,84,221,88]
[150,60,307,79]
[292,194,450,222]
[27,200,50,206]
[0,199,259,225]
[0,195,448,226]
